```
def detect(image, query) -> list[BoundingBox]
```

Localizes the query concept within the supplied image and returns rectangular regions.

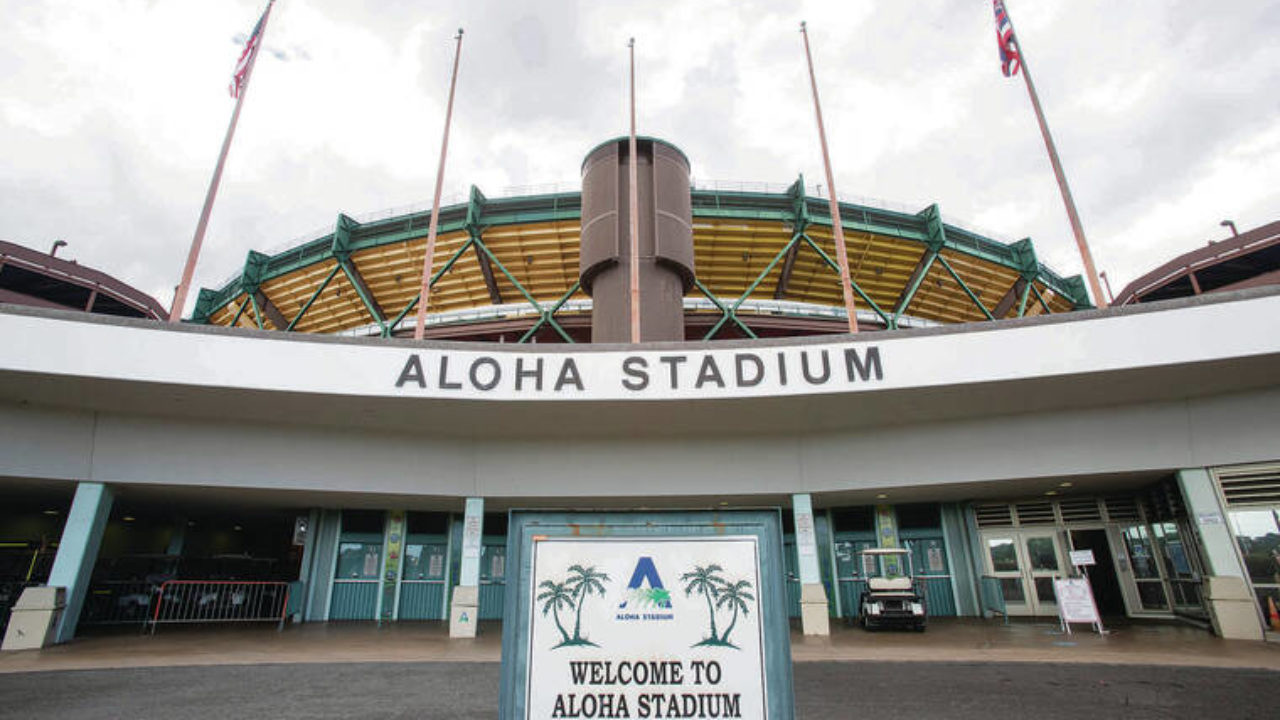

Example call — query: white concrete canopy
[1,287,1278,506]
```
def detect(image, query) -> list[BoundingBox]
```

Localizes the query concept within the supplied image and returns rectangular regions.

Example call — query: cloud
[0,0,1275,311]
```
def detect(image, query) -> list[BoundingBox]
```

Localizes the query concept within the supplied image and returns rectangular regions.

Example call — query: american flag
[229,3,271,98]
[993,0,1021,77]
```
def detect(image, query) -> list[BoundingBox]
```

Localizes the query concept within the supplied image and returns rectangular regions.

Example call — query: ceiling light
[42,510,59,516]
[1059,482,1073,488]
[123,516,136,522]
[1044,490,1058,496]
[875,493,888,499]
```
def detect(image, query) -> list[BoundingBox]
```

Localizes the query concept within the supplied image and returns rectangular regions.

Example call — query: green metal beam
[518,282,582,344]
[702,232,800,340]
[338,259,387,335]
[473,238,574,343]
[1017,277,1035,317]
[248,292,264,329]
[386,236,477,336]
[1029,282,1053,315]
[286,263,341,331]
[230,295,250,328]
[696,279,758,341]
[936,256,996,321]
[799,233,892,328]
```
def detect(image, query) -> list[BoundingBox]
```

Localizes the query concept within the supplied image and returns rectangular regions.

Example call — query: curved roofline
[0,239,166,319]
[1114,220,1280,305]
[191,184,1090,328]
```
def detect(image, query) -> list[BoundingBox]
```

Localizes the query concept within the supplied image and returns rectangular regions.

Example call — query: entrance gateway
[500,511,794,719]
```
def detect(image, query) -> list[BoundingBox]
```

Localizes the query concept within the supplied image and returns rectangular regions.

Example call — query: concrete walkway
[3,618,1278,674]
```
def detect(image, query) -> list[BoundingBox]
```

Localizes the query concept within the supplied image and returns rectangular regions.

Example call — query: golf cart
[857,548,926,631]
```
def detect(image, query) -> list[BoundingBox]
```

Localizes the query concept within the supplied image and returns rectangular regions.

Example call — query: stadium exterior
[2,139,1279,655]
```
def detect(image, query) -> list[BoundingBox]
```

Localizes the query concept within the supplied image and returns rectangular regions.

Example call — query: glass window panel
[1034,577,1057,604]
[909,538,948,575]
[1229,509,1280,587]
[1137,580,1168,610]
[1123,525,1160,579]
[336,541,382,579]
[1025,537,1059,571]
[999,578,1025,604]
[1153,522,1195,578]
[988,538,1018,572]
[403,544,426,580]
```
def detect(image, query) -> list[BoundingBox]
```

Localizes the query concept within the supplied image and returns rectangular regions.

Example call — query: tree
[681,563,726,644]
[566,564,611,645]
[537,580,574,646]
[714,579,754,647]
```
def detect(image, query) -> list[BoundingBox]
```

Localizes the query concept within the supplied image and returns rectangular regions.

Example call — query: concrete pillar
[792,494,829,636]
[450,498,484,638]
[579,137,695,342]
[48,482,113,644]
[1176,468,1263,639]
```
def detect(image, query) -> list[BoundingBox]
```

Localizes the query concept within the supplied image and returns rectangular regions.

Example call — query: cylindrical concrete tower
[579,137,695,343]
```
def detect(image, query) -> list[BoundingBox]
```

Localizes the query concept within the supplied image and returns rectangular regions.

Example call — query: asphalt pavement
[1,660,1278,719]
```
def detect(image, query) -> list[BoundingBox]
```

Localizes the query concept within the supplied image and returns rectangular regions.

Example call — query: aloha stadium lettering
[393,346,882,395]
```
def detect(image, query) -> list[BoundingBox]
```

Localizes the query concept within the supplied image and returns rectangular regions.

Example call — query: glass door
[1021,531,1065,617]
[982,530,1067,617]
[984,535,1031,616]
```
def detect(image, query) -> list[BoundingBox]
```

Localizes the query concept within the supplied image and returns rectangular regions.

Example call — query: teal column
[304,509,341,622]
[940,503,980,616]
[48,482,113,644]
[450,498,484,637]
[792,494,829,635]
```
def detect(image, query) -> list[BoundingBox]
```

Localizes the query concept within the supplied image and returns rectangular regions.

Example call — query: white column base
[1204,576,1264,640]
[2,587,65,651]
[449,585,480,638]
[799,583,830,636]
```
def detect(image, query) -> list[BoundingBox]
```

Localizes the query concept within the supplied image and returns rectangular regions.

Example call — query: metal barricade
[979,575,1009,624]
[150,580,290,633]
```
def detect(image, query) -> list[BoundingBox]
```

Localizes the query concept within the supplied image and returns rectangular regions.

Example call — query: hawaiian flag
[229,3,271,97]
[993,0,1021,77]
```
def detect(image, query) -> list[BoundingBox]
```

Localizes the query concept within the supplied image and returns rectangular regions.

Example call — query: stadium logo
[616,556,674,620]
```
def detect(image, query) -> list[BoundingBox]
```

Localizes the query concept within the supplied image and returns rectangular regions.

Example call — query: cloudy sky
[2,0,1277,312]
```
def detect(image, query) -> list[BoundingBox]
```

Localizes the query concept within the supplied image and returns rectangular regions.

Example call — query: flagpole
[800,22,859,333]
[627,38,641,344]
[1004,3,1107,308]
[413,29,465,340]
[169,0,276,323]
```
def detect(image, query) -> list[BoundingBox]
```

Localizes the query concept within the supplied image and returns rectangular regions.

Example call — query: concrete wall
[2,385,1277,501]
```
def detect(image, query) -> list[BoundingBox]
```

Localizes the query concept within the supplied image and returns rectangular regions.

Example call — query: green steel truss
[191,179,1092,340]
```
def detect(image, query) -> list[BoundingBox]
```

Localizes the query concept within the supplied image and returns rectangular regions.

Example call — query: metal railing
[81,581,162,626]
[149,580,290,633]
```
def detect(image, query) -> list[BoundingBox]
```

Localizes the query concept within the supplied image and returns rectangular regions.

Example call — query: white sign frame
[1053,577,1105,635]
[525,536,768,719]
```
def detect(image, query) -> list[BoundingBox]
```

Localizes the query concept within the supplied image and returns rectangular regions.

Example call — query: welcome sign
[526,537,766,719]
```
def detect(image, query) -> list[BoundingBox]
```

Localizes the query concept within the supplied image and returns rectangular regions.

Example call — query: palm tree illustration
[714,579,754,648]
[537,580,575,646]
[565,564,610,646]
[681,564,726,646]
